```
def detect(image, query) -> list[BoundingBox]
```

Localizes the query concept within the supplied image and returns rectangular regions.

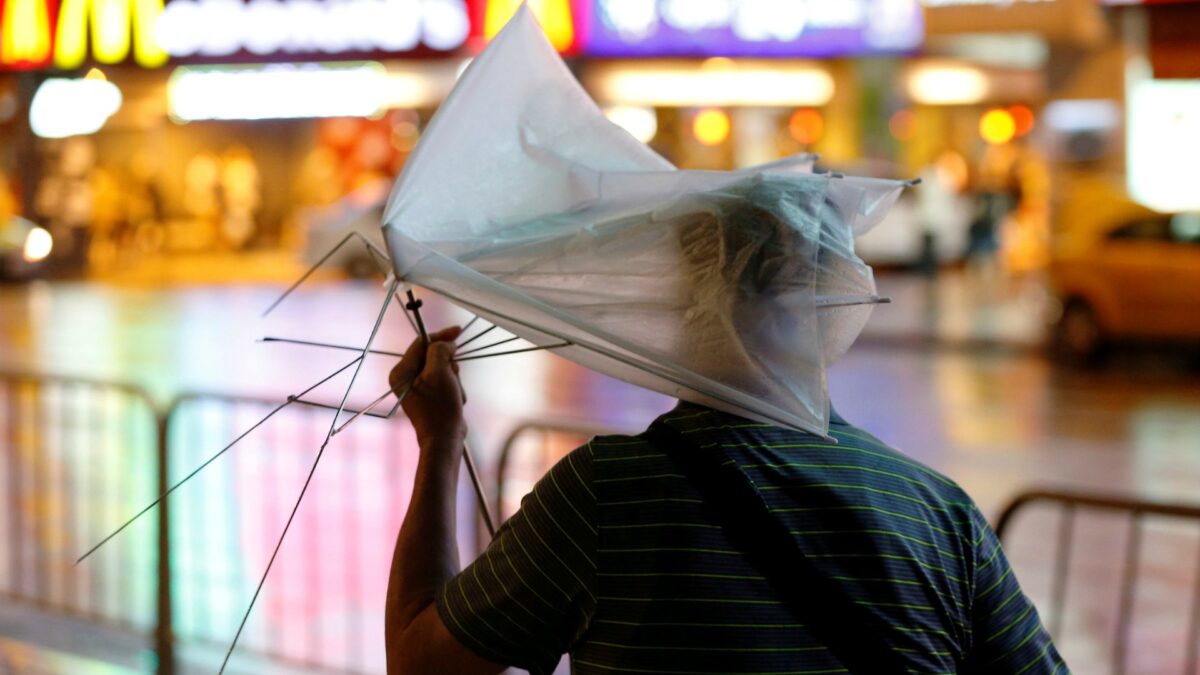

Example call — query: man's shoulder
[664,403,975,506]
[826,419,975,503]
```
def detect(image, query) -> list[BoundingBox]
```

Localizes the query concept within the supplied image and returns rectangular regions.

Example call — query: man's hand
[390,326,466,447]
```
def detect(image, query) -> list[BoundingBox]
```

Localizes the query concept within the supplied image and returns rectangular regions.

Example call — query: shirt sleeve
[966,507,1070,674]
[436,444,597,675]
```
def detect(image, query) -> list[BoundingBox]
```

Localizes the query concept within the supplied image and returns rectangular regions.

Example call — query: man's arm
[384,326,503,675]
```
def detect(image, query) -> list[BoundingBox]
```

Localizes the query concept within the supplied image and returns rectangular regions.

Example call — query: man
[384,187,1068,674]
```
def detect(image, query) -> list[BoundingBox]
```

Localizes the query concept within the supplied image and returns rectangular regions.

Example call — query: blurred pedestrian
[965,191,1008,288]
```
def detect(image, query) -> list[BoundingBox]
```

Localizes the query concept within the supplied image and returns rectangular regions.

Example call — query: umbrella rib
[464,438,496,538]
[287,397,393,419]
[262,231,389,317]
[331,376,414,436]
[816,295,892,309]
[75,355,364,565]
[456,324,497,350]
[425,284,812,433]
[220,277,399,674]
[453,342,572,362]
[455,335,520,358]
[459,314,481,335]
[260,336,405,359]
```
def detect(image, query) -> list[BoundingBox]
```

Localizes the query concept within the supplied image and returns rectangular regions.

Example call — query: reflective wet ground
[1,277,1198,673]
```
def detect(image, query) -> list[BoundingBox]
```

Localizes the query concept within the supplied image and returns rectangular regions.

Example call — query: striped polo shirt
[437,403,1068,674]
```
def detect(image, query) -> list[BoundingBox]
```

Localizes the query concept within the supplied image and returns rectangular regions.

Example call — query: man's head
[669,176,829,395]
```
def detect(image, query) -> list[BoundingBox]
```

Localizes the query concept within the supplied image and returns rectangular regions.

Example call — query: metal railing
[0,371,442,675]
[162,392,427,675]
[996,488,1200,675]
[14,372,1200,675]
[0,372,170,666]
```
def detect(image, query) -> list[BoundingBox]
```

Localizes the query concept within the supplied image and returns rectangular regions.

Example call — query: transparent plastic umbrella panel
[382,5,912,438]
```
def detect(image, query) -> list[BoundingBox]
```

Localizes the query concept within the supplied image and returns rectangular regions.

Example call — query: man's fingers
[423,340,457,376]
[426,326,462,343]
[390,325,462,394]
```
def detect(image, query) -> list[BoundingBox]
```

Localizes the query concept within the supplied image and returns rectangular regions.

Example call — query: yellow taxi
[1049,182,1200,363]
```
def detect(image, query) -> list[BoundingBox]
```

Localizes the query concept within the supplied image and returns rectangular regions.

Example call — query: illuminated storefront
[1,0,1133,277]
[0,0,473,274]
[569,0,926,173]
[896,0,1120,274]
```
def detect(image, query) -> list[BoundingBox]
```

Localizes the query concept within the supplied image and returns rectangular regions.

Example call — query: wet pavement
[1,275,1198,673]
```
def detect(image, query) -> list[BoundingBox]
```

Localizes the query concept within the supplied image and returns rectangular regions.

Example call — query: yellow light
[131,0,167,67]
[55,0,87,68]
[54,0,166,68]
[980,108,1016,145]
[85,67,106,80]
[23,227,53,262]
[788,108,824,145]
[907,64,988,105]
[590,63,835,107]
[701,57,736,71]
[93,0,131,63]
[485,0,575,52]
[1,0,52,65]
[693,108,730,146]
[888,109,916,141]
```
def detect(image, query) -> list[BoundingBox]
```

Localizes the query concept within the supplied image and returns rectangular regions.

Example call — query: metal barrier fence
[0,371,442,675]
[11,374,1200,675]
[997,488,1200,675]
[0,372,169,666]
[162,392,426,675]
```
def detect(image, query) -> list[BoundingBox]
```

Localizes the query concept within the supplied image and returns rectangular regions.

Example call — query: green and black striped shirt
[438,403,1068,674]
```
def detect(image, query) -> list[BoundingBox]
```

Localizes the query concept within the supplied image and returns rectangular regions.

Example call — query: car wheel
[1054,299,1106,366]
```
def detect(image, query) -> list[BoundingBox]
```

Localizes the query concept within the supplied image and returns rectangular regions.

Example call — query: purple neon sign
[583,0,924,57]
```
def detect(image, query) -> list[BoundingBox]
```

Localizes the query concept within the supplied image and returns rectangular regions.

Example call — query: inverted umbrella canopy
[382,6,911,438]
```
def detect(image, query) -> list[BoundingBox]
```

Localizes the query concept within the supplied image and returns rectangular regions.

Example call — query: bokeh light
[23,226,53,262]
[888,109,917,141]
[788,108,824,145]
[692,108,730,146]
[604,105,658,143]
[980,108,1016,145]
[1008,103,1036,137]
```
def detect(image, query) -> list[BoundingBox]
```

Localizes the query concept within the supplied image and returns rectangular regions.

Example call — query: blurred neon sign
[168,62,389,120]
[0,0,53,66]
[588,0,923,57]
[0,0,168,68]
[479,0,577,52]
[922,0,1052,5]
[155,0,470,59]
[56,0,167,67]
[0,0,469,70]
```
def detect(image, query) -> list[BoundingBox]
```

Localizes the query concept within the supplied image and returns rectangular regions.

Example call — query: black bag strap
[643,421,911,674]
